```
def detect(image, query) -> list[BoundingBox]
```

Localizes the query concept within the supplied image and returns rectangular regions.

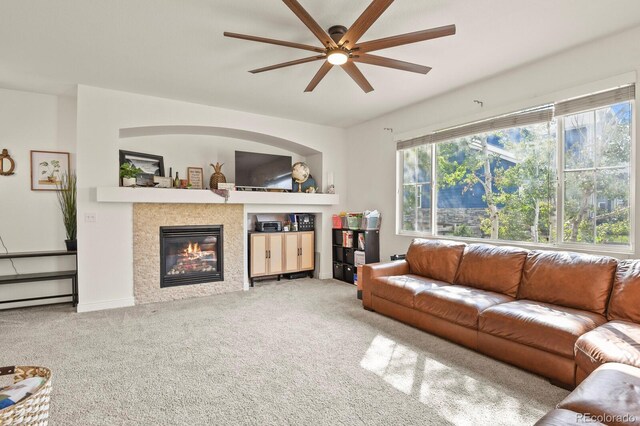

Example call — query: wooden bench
[0,250,78,308]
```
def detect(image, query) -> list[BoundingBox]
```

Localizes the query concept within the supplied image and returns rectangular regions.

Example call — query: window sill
[395,231,634,258]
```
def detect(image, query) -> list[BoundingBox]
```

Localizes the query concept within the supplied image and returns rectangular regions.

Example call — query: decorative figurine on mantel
[209,162,226,189]
[292,162,317,193]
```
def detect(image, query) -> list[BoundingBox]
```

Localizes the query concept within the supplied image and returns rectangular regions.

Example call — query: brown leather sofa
[362,238,640,422]
[535,362,640,425]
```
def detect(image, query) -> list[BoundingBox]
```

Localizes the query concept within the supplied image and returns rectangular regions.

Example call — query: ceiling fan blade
[305,61,333,92]
[341,62,374,93]
[352,54,431,74]
[282,0,337,48]
[224,32,325,53]
[354,24,456,53]
[250,56,325,74]
[339,0,394,49]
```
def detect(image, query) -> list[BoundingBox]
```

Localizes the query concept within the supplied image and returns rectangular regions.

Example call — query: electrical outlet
[84,213,97,223]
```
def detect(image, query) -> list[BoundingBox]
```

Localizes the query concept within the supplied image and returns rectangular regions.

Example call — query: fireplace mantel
[96,187,339,205]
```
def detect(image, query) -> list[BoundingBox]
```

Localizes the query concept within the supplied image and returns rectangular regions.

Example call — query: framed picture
[187,167,204,189]
[119,150,165,187]
[31,150,70,191]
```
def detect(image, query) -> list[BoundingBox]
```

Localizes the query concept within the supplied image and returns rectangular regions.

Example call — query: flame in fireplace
[185,242,201,254]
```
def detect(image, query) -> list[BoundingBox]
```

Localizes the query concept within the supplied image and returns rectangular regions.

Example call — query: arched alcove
[119,125,321,156]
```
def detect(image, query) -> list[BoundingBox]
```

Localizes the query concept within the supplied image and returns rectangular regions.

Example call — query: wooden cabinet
[249,231,314,285]
[284,231,314,272]
[250,233,284,279]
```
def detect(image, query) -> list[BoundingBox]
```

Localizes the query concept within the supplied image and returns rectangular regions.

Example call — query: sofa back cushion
[405,238,466,283]
[608,260,640,323]
[454,244,528,297]
[517,250,617,315]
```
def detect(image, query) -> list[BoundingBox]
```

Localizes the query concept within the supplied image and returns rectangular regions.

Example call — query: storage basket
[341,216,348,229]
[346,213,362,230]
[361,215,381,230]
[332,215,343,229]
[0,366,52,426]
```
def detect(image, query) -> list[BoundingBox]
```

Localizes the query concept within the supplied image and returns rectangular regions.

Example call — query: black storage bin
[332,229,343,246]
[333,246,344,263]
[343,264,354,284]
[333,262,344,280]
[344,248,355,265]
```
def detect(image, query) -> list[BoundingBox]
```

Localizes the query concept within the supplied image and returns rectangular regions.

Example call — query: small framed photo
[31,150,70,191]
[119,150,165,187]
[187,167,204,189]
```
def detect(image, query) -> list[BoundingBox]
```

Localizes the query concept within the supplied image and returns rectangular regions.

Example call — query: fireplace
[159,225,223,288]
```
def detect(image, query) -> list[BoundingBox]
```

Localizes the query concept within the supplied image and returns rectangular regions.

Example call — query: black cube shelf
[331,228,380,285]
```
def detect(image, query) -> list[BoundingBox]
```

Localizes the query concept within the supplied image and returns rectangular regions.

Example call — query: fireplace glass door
[160,225,223,287]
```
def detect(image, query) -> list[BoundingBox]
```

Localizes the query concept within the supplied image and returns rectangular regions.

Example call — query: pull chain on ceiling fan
[224,0,456,93]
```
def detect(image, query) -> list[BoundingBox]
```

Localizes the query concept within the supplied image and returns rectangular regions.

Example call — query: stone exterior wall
[436,208,487,237]
[133,203,244,305]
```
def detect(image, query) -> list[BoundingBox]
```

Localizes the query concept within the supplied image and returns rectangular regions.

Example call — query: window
[436,122,556,243]
[561,101,633,245]
[402,145,431,232]
[397,84,635,250]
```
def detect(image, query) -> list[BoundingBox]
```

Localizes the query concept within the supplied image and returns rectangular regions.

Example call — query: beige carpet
[0,279,568,425]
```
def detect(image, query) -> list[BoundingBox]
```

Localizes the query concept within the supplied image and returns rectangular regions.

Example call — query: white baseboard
[319,272,333,280]
[77,297,135,313]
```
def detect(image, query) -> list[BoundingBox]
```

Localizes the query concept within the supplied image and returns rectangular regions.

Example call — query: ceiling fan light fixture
[327,50,349,65]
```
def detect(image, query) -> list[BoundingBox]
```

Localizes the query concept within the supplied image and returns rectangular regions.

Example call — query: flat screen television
[235,151,292,190]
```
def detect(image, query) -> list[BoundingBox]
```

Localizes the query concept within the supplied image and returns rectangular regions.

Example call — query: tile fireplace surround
[133,203,243,304]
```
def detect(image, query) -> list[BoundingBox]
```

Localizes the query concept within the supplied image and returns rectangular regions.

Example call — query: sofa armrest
[363,260,410,282]
[362,260,410,310]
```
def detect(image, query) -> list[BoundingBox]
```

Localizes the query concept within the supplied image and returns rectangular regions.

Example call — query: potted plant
[56,172,77,251]
[120,163,142,187]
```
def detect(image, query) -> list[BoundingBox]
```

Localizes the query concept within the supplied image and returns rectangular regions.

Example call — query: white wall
[76,86,347,312]
[0,88,77,309]
[346,25,640,261]
[119,134,306,187]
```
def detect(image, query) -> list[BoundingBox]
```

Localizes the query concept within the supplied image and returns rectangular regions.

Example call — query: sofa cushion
[517,251,617,315]
[414,285,514,329]
[479,300,607,358]
[454,244,528,297]
[405,238,466,283]
[556,362,640,426]
[608,259,640,323]
[369,274,449,308]
[574,320,640,377]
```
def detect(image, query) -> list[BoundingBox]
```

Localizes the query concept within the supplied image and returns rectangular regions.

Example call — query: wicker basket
[0,366,52,426]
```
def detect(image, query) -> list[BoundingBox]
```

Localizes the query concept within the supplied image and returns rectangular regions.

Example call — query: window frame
[396,97,636,255]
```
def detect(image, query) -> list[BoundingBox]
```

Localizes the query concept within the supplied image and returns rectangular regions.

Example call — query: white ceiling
[1,0,639,128]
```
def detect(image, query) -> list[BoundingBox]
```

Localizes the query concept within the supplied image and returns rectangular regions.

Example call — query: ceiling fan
[224,0,456,93]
